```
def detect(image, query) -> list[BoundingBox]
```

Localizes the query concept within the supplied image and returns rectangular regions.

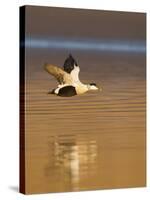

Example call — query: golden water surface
[24,54,146,194]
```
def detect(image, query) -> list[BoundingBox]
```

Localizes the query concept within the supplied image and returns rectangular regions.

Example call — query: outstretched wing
[44,64,73,84]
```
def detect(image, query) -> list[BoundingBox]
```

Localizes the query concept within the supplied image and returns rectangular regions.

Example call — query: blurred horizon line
[23,37,146,54]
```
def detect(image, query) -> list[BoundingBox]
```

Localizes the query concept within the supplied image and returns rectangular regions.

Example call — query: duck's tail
[48,89,55,94]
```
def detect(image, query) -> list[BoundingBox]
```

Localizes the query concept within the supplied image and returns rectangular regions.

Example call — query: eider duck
[44,54,100,97]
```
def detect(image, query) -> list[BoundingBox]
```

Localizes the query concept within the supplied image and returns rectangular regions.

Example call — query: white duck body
[44,54,99,97]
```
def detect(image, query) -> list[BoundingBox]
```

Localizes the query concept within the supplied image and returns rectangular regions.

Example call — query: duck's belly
[75,85,88,95]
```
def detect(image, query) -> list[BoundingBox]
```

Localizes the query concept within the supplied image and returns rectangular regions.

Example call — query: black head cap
[63,54,78,73]
[90,83,97,86]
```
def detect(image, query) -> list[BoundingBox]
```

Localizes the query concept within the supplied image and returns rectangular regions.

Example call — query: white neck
[70,65,80,83]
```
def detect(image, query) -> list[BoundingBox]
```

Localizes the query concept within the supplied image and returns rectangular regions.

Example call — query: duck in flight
[44,54,100,97]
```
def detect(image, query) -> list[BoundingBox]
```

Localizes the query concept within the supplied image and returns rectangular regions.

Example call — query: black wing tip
[68,53,73,58]
[63,54,78,73]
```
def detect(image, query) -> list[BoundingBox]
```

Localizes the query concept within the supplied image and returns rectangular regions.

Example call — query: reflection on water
[45,134,98,191]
